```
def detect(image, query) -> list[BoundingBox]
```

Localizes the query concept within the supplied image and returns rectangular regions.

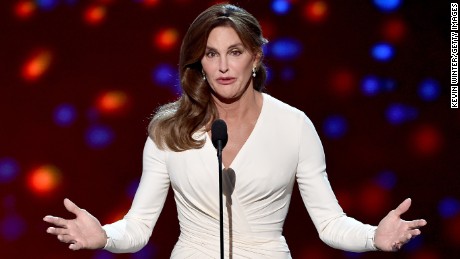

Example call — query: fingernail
[47,227,53,233]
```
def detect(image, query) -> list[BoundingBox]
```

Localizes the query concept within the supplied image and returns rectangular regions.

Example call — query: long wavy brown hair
[149,4,268,151]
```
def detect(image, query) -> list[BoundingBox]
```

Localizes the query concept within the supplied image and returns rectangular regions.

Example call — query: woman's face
[201,26,258,102]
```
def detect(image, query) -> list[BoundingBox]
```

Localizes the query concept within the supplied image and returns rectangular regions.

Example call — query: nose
[219,56,228,74]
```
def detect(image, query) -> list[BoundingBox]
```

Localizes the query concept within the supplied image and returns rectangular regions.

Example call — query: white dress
[102,93,378,258]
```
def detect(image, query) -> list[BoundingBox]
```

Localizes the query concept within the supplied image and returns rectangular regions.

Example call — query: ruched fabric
[103,94,377,258]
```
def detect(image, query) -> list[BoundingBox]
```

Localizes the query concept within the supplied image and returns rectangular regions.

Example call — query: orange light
[21,49,52,82]
[84,5,107,25]
[96,90,130,115]
[304,1,328,23]
[154,28,179,51]
[14,1,36,19]
[27,165,62,196]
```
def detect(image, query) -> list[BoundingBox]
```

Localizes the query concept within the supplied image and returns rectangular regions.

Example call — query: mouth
[216,77,236,85]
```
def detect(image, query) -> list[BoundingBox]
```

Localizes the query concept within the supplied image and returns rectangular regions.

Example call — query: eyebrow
[205,43,245,51]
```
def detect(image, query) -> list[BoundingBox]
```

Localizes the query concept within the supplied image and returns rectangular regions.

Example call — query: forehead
[206,26,243,48]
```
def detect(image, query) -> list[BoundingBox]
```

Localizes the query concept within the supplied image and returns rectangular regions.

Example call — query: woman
[43,4,427,258]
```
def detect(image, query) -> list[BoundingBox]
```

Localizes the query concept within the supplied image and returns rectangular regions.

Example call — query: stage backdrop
[0,0,457,258]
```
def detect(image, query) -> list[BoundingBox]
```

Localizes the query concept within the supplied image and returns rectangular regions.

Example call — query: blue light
[373,0,402,12]
[85,125,115,149]
[36,0,58,11]
[323,115,348,139]
[371,43,394,62]
[132,243,157,259]
[385,103,418,125]
[93,250,116,259]
[151,64,181,94]
[271,0,291,15]
[0,214,26,241]
[418,78,441,102]
[53,103,77,127]
[280,67,295,81]
[0,158,19,184]
[374,171,397,190]
[126,179,139,199]
[438,197,460,219]
[269,38,303,61]
[361,75,380,96]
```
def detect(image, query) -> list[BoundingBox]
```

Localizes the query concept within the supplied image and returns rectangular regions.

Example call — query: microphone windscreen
[211,119,228,149]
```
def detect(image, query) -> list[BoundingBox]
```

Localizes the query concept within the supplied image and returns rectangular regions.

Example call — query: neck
[213,89,262,123]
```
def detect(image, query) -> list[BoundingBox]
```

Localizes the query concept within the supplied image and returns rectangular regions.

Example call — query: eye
[230,49,242,56]
[206,51,217,58]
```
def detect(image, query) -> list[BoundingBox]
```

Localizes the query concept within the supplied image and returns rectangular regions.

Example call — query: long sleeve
[296,114,378,252]
[102,137,170,253]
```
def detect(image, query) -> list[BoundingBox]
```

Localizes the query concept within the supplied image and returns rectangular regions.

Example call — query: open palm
[374,198,427,251]
[43,198,107,250]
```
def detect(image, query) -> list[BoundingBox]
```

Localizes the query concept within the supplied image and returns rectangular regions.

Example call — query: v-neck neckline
[205,93,267,170]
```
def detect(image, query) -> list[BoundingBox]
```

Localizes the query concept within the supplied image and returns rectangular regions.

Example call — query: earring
[202,70,206,80]
[252,67,256,78]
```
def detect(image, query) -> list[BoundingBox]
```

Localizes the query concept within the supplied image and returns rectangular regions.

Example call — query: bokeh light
[371,42,395,62]
[382,18,407,42]
[0,214,26,241]
[418,78,441,102]
[361,75,380,96]
[410,124,442,156]
[85,125,115,149]
[271,0,292,15]
[438,197,460,219]
[268,38,303,61]
[26,165,62,196]
[374,170,397,190]
[83,5,107,25]
[323,115,348,139]
[36,0,58,11]
[154,28,179,51]
[330,70,355,97]
[373,0,402,12]
[53,103,77,127]
[385,103,418,125]
[21,49,53,82]
[95,90,131,116]
[14,1,37,19]
[303,0,328,23]
[0,158,20,184]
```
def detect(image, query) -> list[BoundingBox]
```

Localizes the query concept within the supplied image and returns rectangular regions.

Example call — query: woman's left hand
[374,198,427,251]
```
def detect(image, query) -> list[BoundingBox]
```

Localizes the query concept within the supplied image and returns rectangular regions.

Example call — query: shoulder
[263,93,309,121]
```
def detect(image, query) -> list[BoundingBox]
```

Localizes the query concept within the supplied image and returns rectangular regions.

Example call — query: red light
[304,1,328,23]
[358,183,391,219]
[259,20,276,40]
[14,1,36,19]
[84,5,107,25]
[382,18,406,43]
[27,165,62,196]
[21,49,52,82]
[329,70,355,98]
[96,90,131,115]
[154,28,179,51]
[410,125,443,156]
[141,0,161,7]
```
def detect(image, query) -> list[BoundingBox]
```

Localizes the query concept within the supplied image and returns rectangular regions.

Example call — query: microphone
[211,119,228,155]
[211,119,227,259]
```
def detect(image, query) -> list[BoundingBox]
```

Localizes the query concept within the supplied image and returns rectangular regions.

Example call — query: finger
[394,198,412,216]
[57,234,76,244]
[69,242,82,250]
[43,216,68,228]
[46,227,70,236]
[64,198,82,216]
[409,219,427,229]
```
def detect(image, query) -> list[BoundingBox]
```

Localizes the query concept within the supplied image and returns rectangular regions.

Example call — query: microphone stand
[217,140,224,259]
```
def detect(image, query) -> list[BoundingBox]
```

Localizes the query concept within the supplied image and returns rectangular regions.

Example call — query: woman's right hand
[43,198,108,250]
